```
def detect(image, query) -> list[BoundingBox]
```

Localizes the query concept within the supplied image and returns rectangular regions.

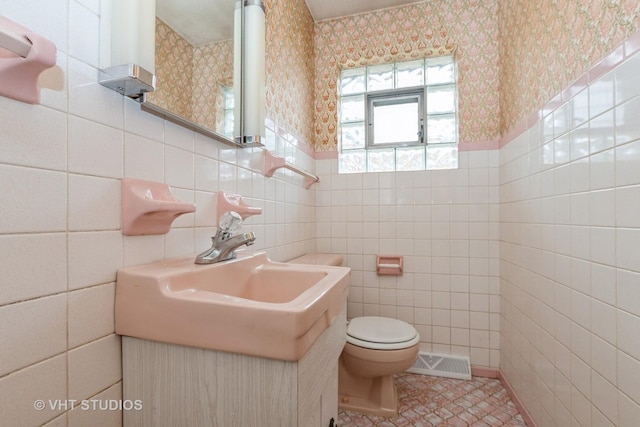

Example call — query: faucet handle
[219,211,242,233]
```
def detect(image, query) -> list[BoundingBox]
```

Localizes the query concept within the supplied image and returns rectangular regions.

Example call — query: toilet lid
[347,317,418,345]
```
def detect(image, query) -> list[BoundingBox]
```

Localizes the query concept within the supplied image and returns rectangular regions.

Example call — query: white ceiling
[156,0,235,46]
[305,0,423,21]
[157,0,424,46]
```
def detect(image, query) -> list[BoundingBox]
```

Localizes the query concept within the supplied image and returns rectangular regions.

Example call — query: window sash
[366,88,425,148]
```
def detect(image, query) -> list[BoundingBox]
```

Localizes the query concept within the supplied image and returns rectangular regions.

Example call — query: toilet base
[338,376,399,417]
[338,359,401,418]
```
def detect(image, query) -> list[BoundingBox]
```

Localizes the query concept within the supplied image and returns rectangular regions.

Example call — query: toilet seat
[346,317,420,350]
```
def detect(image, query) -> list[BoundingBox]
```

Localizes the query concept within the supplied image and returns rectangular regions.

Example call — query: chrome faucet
[195,211,256,264]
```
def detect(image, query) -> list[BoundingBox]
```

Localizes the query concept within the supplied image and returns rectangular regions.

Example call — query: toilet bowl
[288,253,420,418]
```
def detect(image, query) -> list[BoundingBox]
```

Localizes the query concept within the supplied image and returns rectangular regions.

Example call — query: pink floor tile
[338,373,527,427]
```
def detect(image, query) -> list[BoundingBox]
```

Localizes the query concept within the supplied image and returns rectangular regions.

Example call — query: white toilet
[288,253,420,417]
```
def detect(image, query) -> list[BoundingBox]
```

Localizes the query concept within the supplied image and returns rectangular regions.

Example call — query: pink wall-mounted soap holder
[121,178,196,236]
[0,16,57,104]
[217,192,262,224]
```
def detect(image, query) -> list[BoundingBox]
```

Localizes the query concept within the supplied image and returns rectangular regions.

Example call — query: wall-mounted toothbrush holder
[376,254,403,276]
[121,178,196,236]
[217,192,262,224]
[263,150,320,189]
[0,16,57,104]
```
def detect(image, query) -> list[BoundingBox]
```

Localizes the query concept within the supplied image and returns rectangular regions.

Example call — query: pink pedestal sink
[115,251,350,361]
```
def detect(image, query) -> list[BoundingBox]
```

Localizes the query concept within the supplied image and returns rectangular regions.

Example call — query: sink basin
[115,251,350,361]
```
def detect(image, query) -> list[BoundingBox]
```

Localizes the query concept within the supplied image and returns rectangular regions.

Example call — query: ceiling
[304,0,423,21]
[156,0,235,46]
[157,0,424,46]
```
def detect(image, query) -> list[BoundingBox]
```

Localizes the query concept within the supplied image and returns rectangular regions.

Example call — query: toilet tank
[288,253,343,267]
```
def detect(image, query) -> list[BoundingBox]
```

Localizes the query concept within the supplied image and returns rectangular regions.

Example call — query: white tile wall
[317,150,501,368]
[500,48,640,426]
[0,2,316,425]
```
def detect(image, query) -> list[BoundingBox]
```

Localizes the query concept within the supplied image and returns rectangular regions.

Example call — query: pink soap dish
[121,178,196,236]
[217,192,262,223]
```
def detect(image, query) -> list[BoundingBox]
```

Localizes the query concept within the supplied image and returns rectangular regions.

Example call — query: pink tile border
[588,43,625,83]
[501,27,640,150]
[498,371,537,427]
[471,366,536,426]
[470,366,499,378]
[458,140,500,151]
[561,73,589,103]
[314,150,338,160]
[311,29,640,156]
[624,29,640,58]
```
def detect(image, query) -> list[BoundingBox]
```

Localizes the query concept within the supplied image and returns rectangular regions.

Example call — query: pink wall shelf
[217,192,262,224]
[0,16,56,104]
[121,178,196,236]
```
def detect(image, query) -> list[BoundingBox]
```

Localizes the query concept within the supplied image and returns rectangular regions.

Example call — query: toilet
[288,253,420,417]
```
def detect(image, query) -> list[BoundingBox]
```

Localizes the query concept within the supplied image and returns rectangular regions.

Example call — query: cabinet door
[321,363,339,427]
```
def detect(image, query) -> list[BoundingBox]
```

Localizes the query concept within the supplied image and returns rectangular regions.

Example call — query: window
[338,56,458,173]
[221,85,234,138]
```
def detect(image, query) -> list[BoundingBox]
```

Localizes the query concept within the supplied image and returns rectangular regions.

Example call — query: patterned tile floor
[338,373,527,426]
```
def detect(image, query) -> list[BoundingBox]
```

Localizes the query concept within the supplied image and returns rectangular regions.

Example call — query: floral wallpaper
[148,18,194,122]
[148,3,316,146]
[150,18,232,133]
[499,0,640,135]
[264,0,316,148]
[192,40,233,131]
[314,0,501,152]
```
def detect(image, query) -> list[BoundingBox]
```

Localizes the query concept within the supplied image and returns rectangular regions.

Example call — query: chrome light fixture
[234,0,265,146]
[99,0,156,99]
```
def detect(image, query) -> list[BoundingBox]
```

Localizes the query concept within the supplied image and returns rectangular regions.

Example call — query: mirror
[141,0,264,147]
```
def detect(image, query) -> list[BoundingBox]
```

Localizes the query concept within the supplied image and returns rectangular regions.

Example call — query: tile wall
[316,150,501,369]
[0,1,316,425]
[499,46,640,426]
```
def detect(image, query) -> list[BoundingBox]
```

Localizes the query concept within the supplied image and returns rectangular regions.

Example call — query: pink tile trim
[502,27,640,150]
[542,92,563,118]
[500,120,528,148]
[470,366,499,378]
[499,370,538,427]
[624,30,640,58]
[588,43,625,83]
[458,140,500,151]
[314,150,339,160]
[561,73,589,103]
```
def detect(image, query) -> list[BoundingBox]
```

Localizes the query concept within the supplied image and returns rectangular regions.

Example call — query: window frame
[337,55,459,173]
[366,87,425,148]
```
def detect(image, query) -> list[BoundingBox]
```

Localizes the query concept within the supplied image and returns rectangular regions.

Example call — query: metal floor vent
[407,352,472,380]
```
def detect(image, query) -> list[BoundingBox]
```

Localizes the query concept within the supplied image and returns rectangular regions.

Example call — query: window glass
[367,64,394,91]
[341,68,366,95]
[371,97,420,145]
[426,57,455,84]
[339,150,367,173]
[367,149,395,172]
[396,146,425,171]
[340,95,366,122]
[427,114,456,144]
[341,122,366,150]
[427,85,456,114]
[396,60,424,88]
[427,144,458,169]
[338,56,458,173]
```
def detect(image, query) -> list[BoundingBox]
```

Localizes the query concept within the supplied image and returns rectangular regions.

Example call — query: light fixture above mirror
[98,0,265,148]
[98,0,156,98]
